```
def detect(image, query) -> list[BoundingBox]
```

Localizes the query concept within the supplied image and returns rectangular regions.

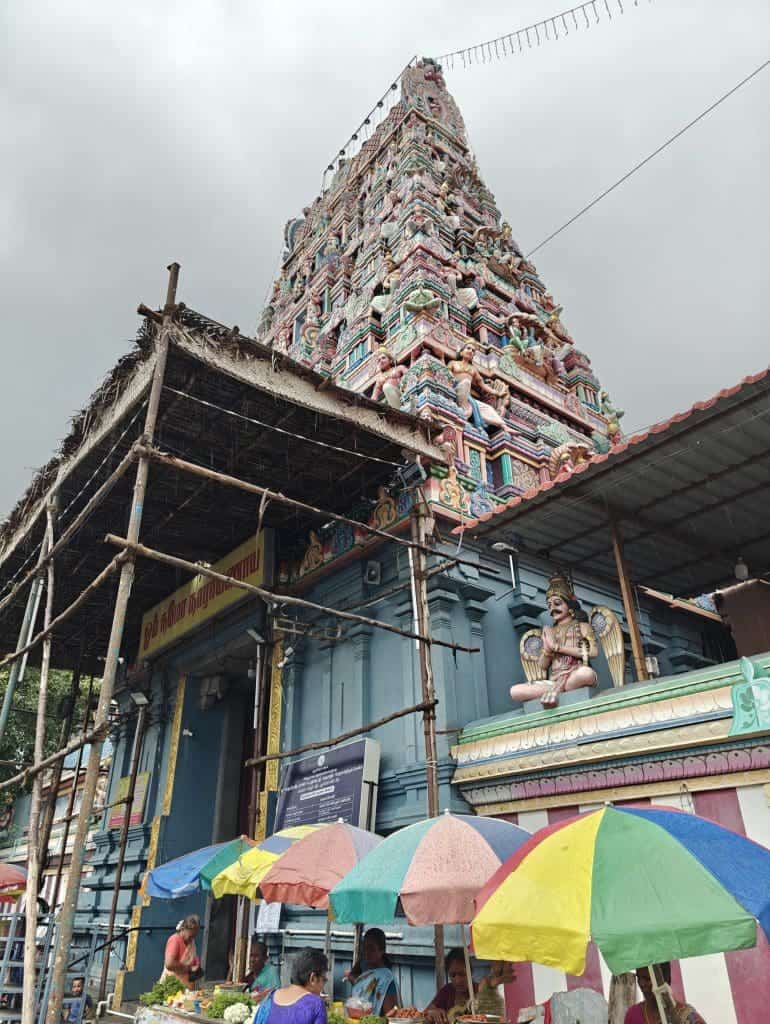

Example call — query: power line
[161,385,402,467]
[527,59,770,257]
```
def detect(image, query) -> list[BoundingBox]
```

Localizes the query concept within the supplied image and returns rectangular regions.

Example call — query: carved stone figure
[548,440,593,479]
[599,389,625,440]
[369,348,406,409]
[299,530,324,576]
[447,344,507,433]
[510,575,599,708]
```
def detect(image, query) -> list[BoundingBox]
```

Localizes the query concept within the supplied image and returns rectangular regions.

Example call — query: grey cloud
[1,0,768,516]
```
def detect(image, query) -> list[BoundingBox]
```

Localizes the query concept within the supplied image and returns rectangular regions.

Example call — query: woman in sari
[161,914,202,988]
[426,949,511,1023]
[625,964,706,1024]
[254,948,327,1024]
[348,928,399,1016]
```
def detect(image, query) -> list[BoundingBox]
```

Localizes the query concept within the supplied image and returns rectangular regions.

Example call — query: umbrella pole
[461,926,476,1014]
[325,915,332,964]
[648,964,672,1024]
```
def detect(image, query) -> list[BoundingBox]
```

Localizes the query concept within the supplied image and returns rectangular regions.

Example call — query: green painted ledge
[457,653,770,746]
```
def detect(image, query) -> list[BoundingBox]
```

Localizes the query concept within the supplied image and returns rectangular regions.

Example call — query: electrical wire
[0,402,147,606]
[161,385,402,467]
[527,59,770,256]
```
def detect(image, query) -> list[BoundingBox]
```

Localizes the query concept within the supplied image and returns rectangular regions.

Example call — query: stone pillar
[462,590,491,722]
[500,452,514,486]
[320,635,336,737]
[348,623,373,730]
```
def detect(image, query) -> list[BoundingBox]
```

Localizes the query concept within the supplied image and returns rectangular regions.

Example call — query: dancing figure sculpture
[447,344,507,433]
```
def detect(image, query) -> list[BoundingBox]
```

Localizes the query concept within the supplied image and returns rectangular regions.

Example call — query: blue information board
[274,739,380,831]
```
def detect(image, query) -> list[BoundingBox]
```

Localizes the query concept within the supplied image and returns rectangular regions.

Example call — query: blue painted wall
[75,539,729,999]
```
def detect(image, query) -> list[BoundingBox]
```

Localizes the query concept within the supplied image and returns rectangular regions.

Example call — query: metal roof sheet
[455,365,770,597]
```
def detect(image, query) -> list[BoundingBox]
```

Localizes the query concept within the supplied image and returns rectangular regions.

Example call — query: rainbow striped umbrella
[472,805,770,975]
[211,825,324,899]
[145,837,256,899]
[329,811,530,925]
[259,821,382,909]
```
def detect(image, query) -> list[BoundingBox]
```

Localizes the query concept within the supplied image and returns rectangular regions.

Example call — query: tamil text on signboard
[138,530,272,659]
[273,739,380,831]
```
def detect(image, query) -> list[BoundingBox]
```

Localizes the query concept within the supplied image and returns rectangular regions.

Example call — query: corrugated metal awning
[456,366,770,598]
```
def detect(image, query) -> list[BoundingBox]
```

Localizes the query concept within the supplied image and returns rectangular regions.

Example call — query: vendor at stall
[245,939,280,994]
[161,914,203,988]
[626,964,706,1024]
[425,949,511,1022]
[346,928,399,1016]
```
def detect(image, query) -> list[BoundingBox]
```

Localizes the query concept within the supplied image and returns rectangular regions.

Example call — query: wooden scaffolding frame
[0,265,477,1020]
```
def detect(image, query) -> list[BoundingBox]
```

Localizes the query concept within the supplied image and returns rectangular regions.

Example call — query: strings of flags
[436,0,648,70]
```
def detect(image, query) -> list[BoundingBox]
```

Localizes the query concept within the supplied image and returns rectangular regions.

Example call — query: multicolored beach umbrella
[472,805,770,976]
[259,821,383,909]
[211,825,324,899]
[145,836,256,899]
[330,811,530,925]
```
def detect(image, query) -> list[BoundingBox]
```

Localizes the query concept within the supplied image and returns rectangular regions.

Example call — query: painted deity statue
[370,348,406,409]
[510,576,598,708]
[447,344,507,433]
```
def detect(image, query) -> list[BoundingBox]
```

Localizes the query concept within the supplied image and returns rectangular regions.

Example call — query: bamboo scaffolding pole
[0,554,124,674]
[37,657,82,889]
[46,262,180,1024]
[50,674,95,911]
[23,500,56,1024]
[0,538,48,744]
[339,558,459,614]
[134,445,483,573]
[0,720,109,793]
[409,501,444,989]
[247,631,270,836]
[104,534,480,654]
[0,446,137,623]
[609,516,649,682]
[245,698,437,767]
[99,699,147,1000]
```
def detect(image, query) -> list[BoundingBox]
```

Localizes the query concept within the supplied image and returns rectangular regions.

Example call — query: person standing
[161,914,202,988]
[254,948,327,1024]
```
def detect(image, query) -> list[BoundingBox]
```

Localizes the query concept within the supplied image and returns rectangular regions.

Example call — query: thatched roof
[0,306,438,671]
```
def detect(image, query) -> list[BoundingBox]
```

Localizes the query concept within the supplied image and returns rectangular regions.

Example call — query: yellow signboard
[108,772,151,829]
[138,531,268,659]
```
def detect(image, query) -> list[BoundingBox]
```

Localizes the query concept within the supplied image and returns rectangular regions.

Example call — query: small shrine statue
[370,348,406,409]
[509,575,598,707]
[598,389,625,439]
[448,344,507,433]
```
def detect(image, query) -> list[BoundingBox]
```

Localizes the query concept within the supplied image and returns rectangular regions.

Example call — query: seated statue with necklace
[510,575,599,708]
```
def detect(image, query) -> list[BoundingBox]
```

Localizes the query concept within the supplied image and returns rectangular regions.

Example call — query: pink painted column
[693,788,770,1024]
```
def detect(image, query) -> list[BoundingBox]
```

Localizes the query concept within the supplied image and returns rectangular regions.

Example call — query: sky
[1,0,768,519]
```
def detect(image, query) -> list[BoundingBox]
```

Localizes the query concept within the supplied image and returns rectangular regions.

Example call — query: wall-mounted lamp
[734,556,749,582]
[490,540,519,591]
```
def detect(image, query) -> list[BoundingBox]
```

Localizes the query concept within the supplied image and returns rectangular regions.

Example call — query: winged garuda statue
[511,576,626,708]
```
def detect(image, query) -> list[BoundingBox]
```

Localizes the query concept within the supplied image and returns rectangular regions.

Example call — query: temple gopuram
[258,59,619,531]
